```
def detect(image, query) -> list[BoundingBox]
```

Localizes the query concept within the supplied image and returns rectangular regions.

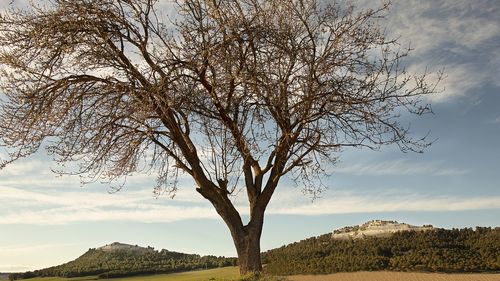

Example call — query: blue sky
[1,0,500,273]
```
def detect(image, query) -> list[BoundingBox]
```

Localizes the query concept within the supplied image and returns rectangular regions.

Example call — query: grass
[12,267,241,281]
[4,267,288,281]
[4,277,100,281]
[113,267,241,281]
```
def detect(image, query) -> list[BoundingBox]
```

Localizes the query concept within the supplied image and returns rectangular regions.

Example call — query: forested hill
[263,227,500,275]
[8,243,236,280]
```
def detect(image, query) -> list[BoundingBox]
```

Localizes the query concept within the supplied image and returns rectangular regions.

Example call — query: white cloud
[0,185,218,225]
[490,117,500,124]
[0,243,78,254]
[0,265,33,273]
[407,63,483,103]
[2,182,498,225]
[269,195,500,215]
[0,186,153,208]
[383,0,500,102]
[266,189,500,216]
[0,0,29,10]
[0,243,83,272]
[334,159,469,176]
[0,205,218,225]
[0,159,50,177]
[387,1,500,54]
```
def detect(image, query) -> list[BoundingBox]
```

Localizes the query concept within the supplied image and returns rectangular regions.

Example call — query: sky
[1,0,500,273]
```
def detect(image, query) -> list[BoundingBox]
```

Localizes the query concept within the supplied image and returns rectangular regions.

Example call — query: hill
[8,222,500,280]
[263,223,500,275]
[8,243,236,280]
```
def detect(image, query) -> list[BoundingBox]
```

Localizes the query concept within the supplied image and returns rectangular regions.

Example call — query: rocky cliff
[332,220,435,239]
[97,242,155,254]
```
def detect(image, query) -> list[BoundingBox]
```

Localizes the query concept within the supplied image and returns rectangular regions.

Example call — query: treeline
[263,227,500,275]
[9,248,236,280]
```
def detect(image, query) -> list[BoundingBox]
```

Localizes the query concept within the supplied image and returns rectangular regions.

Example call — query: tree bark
[196,184,264,275]
[231,221,263,275]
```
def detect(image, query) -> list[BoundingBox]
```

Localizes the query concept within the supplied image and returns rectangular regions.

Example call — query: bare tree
[0,0,440,275]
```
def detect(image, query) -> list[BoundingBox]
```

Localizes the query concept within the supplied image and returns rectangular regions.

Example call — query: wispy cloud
[0,159,51,177]
[0,244,82,272]
[0,265,34,273]
[0,243,79,254]
[2,184,498,225]
[334,159,469,176]
[0,186,152,208]
[0,205,218,225]
[490,117,500,124]
[267,192,500,216]
[0,0,28,11]
[383,0,500,102]
[0,185,217,225]
[0,152,194,191]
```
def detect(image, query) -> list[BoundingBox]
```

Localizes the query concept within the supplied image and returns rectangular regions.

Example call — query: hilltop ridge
[332,220,435,239]
[97,242,155,254]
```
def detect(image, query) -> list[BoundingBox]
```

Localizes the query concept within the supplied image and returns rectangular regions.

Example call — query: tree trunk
[232,223,263,275]
[194,180,268,276]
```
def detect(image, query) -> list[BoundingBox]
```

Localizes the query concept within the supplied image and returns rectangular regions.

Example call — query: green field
[7,267,241,281]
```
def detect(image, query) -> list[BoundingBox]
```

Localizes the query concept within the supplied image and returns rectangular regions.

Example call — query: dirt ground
[286,271,500,281]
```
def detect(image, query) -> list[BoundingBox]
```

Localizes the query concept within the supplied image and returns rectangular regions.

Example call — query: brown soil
[286,271,500,281]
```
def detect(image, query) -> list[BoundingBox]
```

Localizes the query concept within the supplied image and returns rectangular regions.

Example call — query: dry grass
[286,271,500,281]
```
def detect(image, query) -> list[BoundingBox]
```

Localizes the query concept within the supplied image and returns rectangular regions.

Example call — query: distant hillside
[8,243,236,280]
[263,223,500,275]
[332,220,435,239]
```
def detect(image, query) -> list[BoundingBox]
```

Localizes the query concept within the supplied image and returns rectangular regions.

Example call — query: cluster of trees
[263,227,500,275]
[9,248,236,280]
